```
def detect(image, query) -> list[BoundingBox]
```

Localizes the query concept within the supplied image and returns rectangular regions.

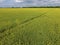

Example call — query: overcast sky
[0,0,60,7]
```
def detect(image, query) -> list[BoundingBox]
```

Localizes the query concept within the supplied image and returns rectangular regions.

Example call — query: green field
[0,8,60,45]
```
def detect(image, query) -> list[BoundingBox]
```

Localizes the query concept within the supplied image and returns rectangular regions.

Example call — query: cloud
[49,0,60,3]
[0,0,60,7]
[0,0,4,3]
[15,0,23,2]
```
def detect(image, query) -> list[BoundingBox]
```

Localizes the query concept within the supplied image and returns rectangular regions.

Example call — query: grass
[0,8,60,45]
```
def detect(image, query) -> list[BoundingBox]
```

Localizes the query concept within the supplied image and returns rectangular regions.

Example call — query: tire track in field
[20,13,47,25]
[0,12,47,33]
[0,12,48,41]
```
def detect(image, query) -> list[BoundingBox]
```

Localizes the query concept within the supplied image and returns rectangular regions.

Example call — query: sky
[0,0,60,7]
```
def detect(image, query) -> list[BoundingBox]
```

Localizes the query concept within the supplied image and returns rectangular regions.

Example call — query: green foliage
[0,8,60,45]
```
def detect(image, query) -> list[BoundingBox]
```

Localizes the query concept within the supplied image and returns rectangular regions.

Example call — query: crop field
[0,8,60,45]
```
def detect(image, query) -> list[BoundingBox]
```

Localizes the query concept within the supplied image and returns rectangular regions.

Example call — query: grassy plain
[0,8,60,45]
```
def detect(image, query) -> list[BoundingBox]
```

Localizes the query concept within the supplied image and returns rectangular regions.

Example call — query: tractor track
[0,12,52,42]
[20,13,47,25]
[0,12,47,33]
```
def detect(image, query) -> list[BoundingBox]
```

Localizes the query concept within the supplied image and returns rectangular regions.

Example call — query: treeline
[22,6,60,8]
[0,6,60,8]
